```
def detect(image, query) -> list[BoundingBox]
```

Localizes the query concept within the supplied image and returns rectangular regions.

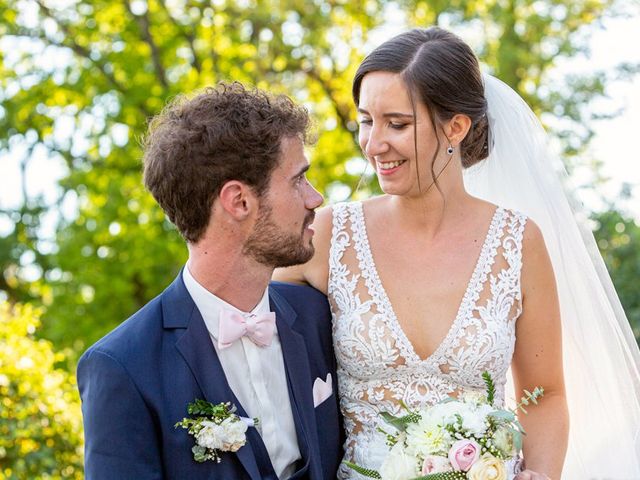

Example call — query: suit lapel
[270,288,321,479]
[163,274,263,480]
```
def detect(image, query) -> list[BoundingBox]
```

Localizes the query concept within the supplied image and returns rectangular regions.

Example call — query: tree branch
[124,0,169,88]
[157,0,202,74]
[305,66,357,145]
[33,0,153,118]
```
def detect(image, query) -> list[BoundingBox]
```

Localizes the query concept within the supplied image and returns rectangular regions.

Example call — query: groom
[77,83,342,479]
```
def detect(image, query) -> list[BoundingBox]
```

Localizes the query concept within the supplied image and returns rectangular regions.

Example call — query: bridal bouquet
[345,372,543,480]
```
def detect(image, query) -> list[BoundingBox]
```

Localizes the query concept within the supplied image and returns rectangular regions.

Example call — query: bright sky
[0,12,639,232]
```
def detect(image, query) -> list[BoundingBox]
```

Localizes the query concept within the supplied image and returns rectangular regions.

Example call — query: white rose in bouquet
[459,403,493,435]
[429,400,468,425]
[379,441,420,480]
[467,454,507,480]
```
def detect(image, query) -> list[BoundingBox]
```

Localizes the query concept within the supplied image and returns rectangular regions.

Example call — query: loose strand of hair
[428,108,446,214]
[353,160,370,199]
[407,89,423,198]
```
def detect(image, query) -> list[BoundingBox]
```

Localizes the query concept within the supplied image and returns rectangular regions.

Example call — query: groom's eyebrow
[291,164,310,180]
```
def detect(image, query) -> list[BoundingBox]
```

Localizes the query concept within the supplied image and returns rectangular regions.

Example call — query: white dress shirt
[182,266,301,478]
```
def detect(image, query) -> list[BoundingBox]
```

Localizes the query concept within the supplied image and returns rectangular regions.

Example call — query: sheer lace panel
[328,202,526,478]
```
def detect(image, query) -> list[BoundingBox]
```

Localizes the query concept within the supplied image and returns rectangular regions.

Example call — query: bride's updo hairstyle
[353,27,489,169]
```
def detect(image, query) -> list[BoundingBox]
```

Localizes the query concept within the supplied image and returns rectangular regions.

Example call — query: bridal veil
[463,74,640,478]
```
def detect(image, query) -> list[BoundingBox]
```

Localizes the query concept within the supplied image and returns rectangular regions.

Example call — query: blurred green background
[1,0,639,478]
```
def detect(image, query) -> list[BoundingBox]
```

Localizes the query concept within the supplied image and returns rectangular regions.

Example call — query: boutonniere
[175,399,257,463]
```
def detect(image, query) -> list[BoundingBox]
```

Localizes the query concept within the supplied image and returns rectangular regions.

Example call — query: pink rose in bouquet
[448,439,481,472]
[421,455,452,474]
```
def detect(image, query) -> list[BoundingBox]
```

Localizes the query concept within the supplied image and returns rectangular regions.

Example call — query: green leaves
[192,444,209,463]
[1,0,636,357]
[187,399,235,418]
[380,410,423,433]
[516,387,545,414]
[415,472,467,480]
[488,410,515,422]
[0,302,83,478]
[593,210,640,343]
[342,461,382,479]
[1,0,379,350]
[482,371,496,405]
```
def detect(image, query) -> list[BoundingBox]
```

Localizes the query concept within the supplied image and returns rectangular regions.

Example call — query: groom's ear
[217,180,258,221]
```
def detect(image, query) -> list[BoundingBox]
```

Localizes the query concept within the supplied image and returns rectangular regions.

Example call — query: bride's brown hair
[353,27,489,189]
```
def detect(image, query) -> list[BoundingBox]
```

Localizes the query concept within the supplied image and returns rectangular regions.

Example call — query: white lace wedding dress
[329,201,525,479]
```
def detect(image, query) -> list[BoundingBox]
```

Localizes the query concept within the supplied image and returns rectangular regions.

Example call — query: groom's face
[243,136,323,267]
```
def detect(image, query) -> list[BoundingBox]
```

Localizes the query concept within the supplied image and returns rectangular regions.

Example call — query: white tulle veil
[463,74,640,478]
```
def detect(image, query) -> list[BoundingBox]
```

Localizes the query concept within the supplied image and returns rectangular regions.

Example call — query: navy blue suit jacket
[77,275,343,479]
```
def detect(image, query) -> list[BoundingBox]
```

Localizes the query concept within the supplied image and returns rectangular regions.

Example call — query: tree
[0,0,636,349]
[592,208,640,341]
[0,301,83,478]
[1,0,382,348]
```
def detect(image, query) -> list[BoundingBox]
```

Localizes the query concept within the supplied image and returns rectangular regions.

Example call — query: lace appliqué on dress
[328,202,527,479]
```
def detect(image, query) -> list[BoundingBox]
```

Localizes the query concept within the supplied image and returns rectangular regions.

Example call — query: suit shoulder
[270,281,328,306]
[80,293,164,364]
[270,281,332,341]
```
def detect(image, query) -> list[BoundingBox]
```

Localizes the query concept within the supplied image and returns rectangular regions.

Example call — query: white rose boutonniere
[175,399,257,463]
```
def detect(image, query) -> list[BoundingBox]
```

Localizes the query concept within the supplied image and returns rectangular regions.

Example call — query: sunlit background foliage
[0,302,83,479]
[1,0,639,477]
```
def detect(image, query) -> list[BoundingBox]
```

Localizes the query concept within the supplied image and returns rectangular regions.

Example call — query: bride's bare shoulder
[358,195,393,218]
[521,217,548,257]
[360,195,388,208]
[308,204,334,247]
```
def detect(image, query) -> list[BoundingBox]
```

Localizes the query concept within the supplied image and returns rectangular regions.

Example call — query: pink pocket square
[312,373,333,407]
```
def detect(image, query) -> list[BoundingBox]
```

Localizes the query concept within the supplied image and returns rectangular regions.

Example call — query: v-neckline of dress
[351,201,505,366]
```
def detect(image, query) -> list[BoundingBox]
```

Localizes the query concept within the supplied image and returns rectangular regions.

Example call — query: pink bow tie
[218,309,276,350]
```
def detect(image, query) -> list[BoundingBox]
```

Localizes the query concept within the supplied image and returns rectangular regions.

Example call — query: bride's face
[357,71,447,197]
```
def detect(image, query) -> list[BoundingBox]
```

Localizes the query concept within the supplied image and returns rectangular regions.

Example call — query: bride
[275,27,640,479]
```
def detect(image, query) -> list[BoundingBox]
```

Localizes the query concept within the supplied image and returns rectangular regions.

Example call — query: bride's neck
[386,188,475,238]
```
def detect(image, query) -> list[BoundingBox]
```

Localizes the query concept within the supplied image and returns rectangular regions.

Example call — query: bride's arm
[272,205,333,295]
[512,220,569,479]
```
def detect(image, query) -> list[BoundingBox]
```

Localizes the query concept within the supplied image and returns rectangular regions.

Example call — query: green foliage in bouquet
[343,462,382,479]
[417,473,467,480]
[344,460,469,480]
[482,371,496,405]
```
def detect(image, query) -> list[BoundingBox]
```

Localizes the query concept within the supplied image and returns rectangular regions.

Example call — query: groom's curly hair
[142,82,311,243]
